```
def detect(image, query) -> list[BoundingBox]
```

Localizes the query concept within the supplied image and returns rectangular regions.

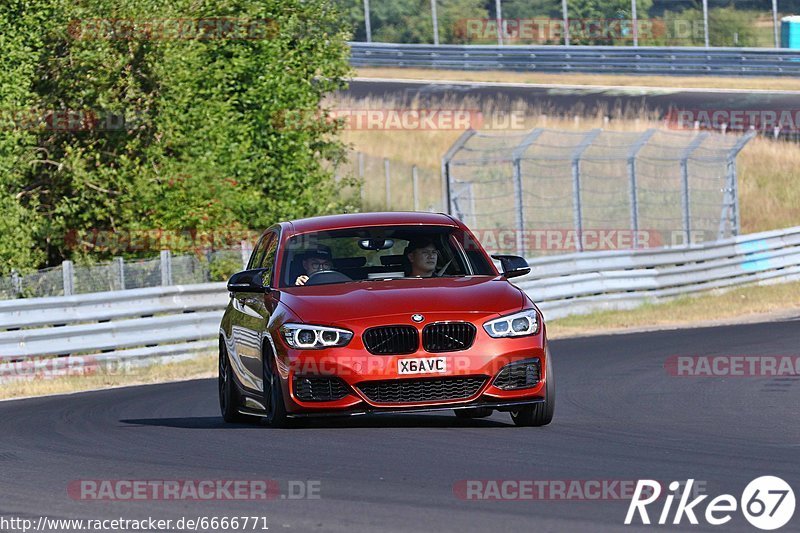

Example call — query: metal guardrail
[349,43,800,77]
[0,284,227,380]
[519,226,800,319]
[1,225,798,380]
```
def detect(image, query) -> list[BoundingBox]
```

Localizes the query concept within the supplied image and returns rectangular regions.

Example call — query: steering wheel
[304,270,352,286]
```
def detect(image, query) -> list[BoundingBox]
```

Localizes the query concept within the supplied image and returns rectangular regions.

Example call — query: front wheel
[510,349,555,427]
[219,341,247,423]
[262,348,290,428]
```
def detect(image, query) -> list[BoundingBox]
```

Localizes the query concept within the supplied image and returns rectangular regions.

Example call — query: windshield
[280,225,495,288]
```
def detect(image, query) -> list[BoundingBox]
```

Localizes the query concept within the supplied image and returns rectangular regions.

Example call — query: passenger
[404,238,439,278]
[295,248,334,286]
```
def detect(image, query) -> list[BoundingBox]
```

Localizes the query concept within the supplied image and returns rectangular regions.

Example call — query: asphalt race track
[344,78,800,120]
[1,317,798,532]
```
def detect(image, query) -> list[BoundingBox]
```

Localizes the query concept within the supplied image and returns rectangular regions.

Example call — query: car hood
[280,276,526,323]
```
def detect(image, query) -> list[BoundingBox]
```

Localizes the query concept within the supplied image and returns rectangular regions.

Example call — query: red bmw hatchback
[219,212,554,427]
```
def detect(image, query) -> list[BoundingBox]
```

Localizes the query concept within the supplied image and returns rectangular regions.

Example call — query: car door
[230,230,279,393]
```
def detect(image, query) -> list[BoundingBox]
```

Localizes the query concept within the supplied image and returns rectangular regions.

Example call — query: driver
[295,248,334,286]
[404,238,439,277]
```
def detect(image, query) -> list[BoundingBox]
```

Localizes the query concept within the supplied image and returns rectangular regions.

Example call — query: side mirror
[227,268,269,293]
[491,255,531,279]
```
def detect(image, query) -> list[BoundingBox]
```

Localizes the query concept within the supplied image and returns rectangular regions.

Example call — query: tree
[1,0,356,272]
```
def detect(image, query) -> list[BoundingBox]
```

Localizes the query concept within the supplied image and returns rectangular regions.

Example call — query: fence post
[724,130,756,237]
[62,260,74,296]
[571,129,602,252]
[160,250,173,286]
[115,257,126,290]
[495,0,504,46]
[412,165,419,211]
[11,270,21,297]
[627,129,656,248]
[511,128,545,257]
[441,130,477,216]
[431,0,439,45]
[358,151,365,205]
[363,0,372,42]
[384,158,391,209]
[240,239,253,269]
[680,133,709,246]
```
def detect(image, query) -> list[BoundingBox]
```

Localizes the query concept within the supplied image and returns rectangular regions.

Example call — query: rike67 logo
[626,477,795,530]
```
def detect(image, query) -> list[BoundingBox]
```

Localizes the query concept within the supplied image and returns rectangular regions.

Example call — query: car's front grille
[363,325,418,355]
[357,376,487,404]
[492,359,541,390]
[422,322,476,352]
[293,375,350,402]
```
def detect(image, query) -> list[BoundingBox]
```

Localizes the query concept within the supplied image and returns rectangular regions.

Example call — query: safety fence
[443,128,755,256]
[1,225,798,381]
[349,43,800,77]
[0,249,246,301]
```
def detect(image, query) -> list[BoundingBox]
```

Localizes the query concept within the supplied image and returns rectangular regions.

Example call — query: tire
[262,345,291,428]
[510,349,555,427]
[219,340,247,423]
[454,407,493,419]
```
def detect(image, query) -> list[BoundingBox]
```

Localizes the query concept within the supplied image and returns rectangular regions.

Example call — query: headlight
[483,309,540,338]
[280,324,353,349]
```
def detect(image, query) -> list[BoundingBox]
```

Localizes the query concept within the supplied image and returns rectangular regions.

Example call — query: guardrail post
[384,158,391,209]
[412,165,419,211]
[571,129,602,252]
[441,130,477,216]
[62,260,74,296]
[680,133,709,246]
[160,250,173,286]
[627,129,656,248]
[115,257,125,290]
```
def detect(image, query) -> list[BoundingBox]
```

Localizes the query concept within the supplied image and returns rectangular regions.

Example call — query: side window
[247,233,272,270]
[258,234,279,286]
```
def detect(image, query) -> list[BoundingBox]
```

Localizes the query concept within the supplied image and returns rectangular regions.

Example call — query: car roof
[282,212,460,235]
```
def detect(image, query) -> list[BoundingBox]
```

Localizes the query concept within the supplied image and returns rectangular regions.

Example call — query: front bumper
[285,397,546,418]
[272,319,549,414]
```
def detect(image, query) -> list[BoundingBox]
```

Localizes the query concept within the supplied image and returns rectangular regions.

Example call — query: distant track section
[349,43,800,77]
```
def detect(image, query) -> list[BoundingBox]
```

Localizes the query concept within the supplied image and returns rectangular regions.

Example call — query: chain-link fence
[1,249,248,300]
[444,128,755,257]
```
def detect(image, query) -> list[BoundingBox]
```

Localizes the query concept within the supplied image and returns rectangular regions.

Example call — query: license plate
[398,357,447,375]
